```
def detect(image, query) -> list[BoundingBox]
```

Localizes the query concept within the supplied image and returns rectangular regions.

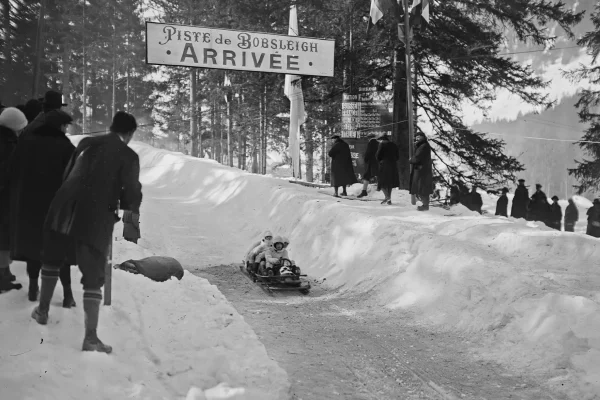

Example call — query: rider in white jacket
[265,236,289,271]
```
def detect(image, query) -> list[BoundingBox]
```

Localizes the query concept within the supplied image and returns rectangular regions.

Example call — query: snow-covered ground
[127,142,599,399]
[2,139,599,399]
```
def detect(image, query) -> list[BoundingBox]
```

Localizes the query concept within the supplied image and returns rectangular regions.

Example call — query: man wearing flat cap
[32,111,142,355]
[511,179,529,219]
[328,134,357,197]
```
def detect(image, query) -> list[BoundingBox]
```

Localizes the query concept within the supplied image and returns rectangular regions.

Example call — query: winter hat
[263,230,273,239]
[41,90,67,109]
[24,99,43,123]
[551,195,559,201]
[535,183,542,189]
[330,134,341,140]
[0,107,28,132]
[502,187,509,193]
[518,179,525,183]
[44,109,73,130]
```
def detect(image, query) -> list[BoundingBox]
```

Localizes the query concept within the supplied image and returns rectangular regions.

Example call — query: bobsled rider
[282,237,290,250]
[265,236,290,273]
[246,230,273,263]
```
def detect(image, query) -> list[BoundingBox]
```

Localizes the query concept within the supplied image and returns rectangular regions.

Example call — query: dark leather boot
[82,290,112,354]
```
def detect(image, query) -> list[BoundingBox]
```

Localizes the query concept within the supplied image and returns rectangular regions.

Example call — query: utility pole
[402,0,416,205]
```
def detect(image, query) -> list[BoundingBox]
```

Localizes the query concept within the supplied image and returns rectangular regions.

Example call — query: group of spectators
[328,131,433,210]
[0,90,143,354]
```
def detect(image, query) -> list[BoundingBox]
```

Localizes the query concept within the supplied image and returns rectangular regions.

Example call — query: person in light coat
[265,237,289,272]
[245,230,273,263]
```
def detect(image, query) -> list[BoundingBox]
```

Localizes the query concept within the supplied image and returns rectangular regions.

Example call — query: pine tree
[566,3,600,194]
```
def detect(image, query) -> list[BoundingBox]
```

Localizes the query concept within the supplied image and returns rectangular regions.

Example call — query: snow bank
[129,142,600,399]
[0,242,289,400]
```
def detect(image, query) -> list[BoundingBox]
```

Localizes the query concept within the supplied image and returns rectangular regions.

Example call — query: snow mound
[0,247,289,399]
[127,142,600,399]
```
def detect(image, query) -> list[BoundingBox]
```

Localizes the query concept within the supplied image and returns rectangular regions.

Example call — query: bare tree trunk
[61,41,71,120]
[82,0,87,133]
[2,0,12,94]
[262,83,267,174]
[227,99,233,167]
[258,91,263,173]
[190,68,198,157]
[304,122,314,182]
[211,99,215,159]
[218,108,223,164]
[32,0,47,98]
[321,127,326,183]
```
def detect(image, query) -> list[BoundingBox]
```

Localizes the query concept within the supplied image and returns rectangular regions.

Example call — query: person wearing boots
[495,187,509,217]
[564,198,579,232]
[375,133,400,204]
[32,111,142,354]
[357,133,379,198]
[409,132,433,211]
[328,134,357,197]
[8,109,76,306]
[0,107,28,293]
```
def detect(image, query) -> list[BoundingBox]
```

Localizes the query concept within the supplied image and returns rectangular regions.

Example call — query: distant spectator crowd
[447,179,599,237]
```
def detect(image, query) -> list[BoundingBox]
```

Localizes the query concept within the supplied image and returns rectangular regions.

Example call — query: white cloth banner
[284,5,306,178]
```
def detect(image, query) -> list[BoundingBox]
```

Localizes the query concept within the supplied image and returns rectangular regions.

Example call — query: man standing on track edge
[32,111,142,354]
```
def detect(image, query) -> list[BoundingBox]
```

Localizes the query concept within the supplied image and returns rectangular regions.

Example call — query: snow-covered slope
[128,142,599,399]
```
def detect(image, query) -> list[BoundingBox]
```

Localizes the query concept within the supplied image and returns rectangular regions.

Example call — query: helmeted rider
[265,236,289,274]
[246,230,273,264]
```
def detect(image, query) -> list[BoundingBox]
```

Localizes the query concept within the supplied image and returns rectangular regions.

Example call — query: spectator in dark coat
[549,196,563,231]
[409,133,433,211]
[448,179,461,206]
[469,187,484,214]
[358,133,379,198]
[20,90,67,141]
[0,107,28,293]
[32,111,142,355]
[8,110,76,305]
[564,198,579,232]
[528,184,550,225]
[495,187,509,217]
[511,179,529,219]
[375,134,400,205]
[328,135,357,197]
[122,210,141,244]
[586,199,600,238]
[23,99,43,123]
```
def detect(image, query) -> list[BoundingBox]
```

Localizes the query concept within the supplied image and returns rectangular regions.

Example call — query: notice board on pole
[146,22,335,77]
[341,87,392,179]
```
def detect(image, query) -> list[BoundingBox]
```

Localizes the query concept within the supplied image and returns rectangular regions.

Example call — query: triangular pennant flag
[370,0,395,25]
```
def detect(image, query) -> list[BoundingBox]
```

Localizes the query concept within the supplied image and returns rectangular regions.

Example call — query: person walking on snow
[564,198,579,232]
[495,187,509,217]
[511,179,529,219]
[328,134,357,197]
[0,107,28,292]
[375,133,400,205]
[8,110,77,305]
[357,133,379,198]
[32,111,142,355]
[549,196,563,231]
[409,132,433,211]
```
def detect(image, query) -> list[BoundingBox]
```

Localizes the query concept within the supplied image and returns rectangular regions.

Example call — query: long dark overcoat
[549,203,563,231]
[9,124,75,262]
[511,185,529,219]
[328,138,357,187]
[362,138,379,181]
[409,139,433,196]
[375,139,399,191]
[495,195,508,217]
[44,133,142,258]
[529,190,550,223]
[0,126,18,250]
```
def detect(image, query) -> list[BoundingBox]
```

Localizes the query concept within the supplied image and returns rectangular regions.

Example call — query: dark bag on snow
[116,256,184,282]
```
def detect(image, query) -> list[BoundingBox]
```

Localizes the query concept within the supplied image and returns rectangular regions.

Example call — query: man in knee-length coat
[328,134,357,197]
[409,132,433,211]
